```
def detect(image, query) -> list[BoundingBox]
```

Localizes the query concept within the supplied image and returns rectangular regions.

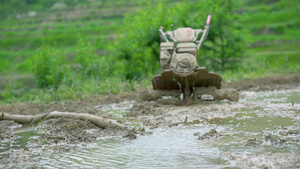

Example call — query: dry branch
[0,111,135,132]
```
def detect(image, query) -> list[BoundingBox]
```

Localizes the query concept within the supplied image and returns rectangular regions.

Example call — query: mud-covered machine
[151,15,236,103]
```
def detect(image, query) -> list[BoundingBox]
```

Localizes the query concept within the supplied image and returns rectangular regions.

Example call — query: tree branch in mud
[0,111,138,133]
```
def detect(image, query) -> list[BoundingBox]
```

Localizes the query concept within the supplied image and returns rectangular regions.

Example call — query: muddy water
[209,113,299,153]
[39,116,297,168]
[39,127,228,168]
[0,124,37,152]
[1,87,300,168]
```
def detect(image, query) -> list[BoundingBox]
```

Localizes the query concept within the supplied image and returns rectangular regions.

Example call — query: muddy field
[0,74,300,168]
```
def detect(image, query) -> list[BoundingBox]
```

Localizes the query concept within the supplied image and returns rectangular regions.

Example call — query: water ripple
[38,126,227,169]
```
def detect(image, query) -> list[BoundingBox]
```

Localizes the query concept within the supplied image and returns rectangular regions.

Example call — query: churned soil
[224,74,300,91]
[1,74,299,116]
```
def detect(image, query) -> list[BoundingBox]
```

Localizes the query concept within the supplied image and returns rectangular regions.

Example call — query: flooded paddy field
[0,76,300,168]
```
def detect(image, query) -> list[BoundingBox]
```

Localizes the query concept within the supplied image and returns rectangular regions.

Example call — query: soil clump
[222,152,300,168]
[194,129,221,140]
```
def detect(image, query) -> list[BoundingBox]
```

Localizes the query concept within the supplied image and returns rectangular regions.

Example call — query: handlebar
[206,15,211,25]
[158,28,169,42]
[159,14,211,44]
[197,15,211,50]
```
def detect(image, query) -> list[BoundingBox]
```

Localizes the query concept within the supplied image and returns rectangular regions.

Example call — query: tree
[189,0,248,72]
[31,46,65,89]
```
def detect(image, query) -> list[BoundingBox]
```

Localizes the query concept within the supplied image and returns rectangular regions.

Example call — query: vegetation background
[0,0,299,104]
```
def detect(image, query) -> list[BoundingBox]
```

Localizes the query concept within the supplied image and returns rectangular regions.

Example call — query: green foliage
[1,80,31,103]
[0,76,140,104]
[61,0,89,8]
[31,46,65,89]
[263,52,300,73]
[0,0,89,20]
[75,39,111,80]
[109,1,159,79]
[0,0,54,20]
[0,0,26,20]
[0,58,10,73]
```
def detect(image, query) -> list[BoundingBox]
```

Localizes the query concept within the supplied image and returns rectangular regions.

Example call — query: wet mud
[0,74,300,168]
[222,152,300,168]
[0,120,20,148]
[0,116,141,167]
[224,74,300,91]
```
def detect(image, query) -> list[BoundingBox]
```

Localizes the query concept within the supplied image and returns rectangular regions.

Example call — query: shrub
[1,80,30,103]
[188,0,249,72]
[31,46,65,89]
[75,39,111,80]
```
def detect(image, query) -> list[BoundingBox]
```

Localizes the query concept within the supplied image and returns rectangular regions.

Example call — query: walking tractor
[151,15,238,104]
